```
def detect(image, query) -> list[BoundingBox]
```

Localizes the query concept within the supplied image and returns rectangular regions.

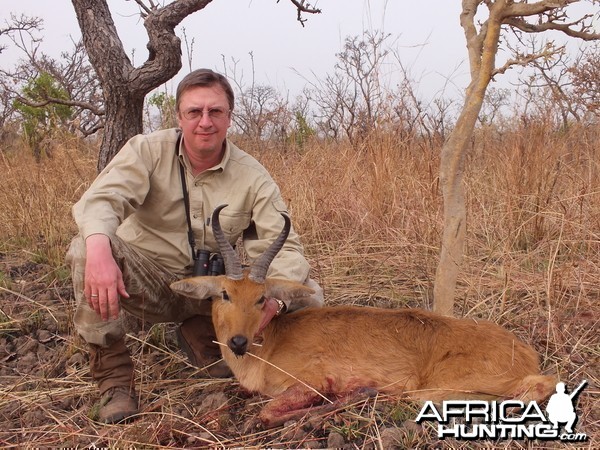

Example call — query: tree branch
[504,16,600,41]
[502,0,578,18]
[461,0,486,77]
[0,14,44,54]
[131,0,153,17]
[133,0,214,91]
[492,42,563,77]
[14,93,105,116]
[279,0,322,26]
[0,15,43,36]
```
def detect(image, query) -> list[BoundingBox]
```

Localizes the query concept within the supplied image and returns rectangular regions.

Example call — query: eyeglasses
[181,106,230,121]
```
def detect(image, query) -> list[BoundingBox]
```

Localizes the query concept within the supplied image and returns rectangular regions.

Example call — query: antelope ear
[265,279,315,301]
[170,276,224,300]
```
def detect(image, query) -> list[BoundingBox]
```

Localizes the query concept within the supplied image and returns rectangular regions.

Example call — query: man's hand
[84,234,129,321]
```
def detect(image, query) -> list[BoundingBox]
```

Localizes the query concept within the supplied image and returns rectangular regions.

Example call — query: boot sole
[100,409,139,424]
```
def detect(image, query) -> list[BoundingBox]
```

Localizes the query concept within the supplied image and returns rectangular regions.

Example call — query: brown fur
[171,274,556,427]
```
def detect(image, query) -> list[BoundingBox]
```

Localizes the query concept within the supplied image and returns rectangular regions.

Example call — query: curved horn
[211,204,244,280]
[248,213,291,283]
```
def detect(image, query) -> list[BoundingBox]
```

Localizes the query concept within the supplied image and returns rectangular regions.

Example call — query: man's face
[177,84,232,156]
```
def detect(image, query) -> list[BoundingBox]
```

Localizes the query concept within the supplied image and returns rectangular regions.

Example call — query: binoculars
[193,249,225,276]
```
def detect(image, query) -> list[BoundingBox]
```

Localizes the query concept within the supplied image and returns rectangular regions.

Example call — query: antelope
[170,205,556,428]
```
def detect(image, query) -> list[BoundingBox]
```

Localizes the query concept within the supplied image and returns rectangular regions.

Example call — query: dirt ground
[0,254,598,449]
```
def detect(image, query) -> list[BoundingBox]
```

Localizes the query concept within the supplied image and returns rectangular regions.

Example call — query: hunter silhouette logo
[546,380,587,435]
[415,380,588,442]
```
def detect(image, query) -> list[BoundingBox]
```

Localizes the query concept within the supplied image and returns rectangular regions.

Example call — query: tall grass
[2,122,598,327]
[245,124,599,316]
[0,123,598,448]
[0,134,97,268]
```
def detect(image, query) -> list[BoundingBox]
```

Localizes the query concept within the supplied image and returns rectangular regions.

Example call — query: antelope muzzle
[228,334,249,356]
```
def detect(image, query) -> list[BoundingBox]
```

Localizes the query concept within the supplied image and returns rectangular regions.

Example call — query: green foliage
[329,419,362,441]
[148,91,177,129]
[88,401,101,422]
[387,401,419,423]
[148,91,173,109]
[13,72,73,158]
[292,111,315,149]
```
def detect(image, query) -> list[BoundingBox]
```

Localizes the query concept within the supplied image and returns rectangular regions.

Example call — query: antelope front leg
[259,384,335,428]
[259,384,381,428]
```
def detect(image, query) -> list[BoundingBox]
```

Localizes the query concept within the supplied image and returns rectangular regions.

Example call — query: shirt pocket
[212,208,251,244]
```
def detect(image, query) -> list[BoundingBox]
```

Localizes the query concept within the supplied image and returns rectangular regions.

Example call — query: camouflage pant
[65,235,323,347]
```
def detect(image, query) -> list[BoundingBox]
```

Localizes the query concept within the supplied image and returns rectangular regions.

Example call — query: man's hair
[176,69,235,112]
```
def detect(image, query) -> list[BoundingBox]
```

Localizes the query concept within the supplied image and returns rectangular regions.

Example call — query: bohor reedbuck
[170,205,556,427]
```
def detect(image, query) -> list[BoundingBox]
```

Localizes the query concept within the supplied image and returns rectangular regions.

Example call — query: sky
[1,0,469,102]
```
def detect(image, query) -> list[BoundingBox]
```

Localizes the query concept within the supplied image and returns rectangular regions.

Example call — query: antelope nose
[229,335,248,356]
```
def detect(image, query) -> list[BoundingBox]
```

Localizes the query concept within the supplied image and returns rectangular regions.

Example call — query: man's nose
[197,113,213,127]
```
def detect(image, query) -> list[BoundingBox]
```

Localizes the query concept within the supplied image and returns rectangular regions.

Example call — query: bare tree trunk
[433,85,485,316]
[100,91,145,171]
[426,0,597,316]
[433,5,502,316]
[71,0,213,172]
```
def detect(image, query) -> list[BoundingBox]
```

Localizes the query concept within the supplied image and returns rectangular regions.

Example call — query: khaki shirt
[73,128,309,281]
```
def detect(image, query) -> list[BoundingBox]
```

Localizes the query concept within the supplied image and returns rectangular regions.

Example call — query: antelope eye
[221,290,230,301]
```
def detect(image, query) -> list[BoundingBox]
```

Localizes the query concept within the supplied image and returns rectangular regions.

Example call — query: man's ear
[265,279,315,301]
[170,276,224,300]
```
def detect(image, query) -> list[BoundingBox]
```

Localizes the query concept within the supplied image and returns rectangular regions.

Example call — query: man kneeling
[66,69,322,424]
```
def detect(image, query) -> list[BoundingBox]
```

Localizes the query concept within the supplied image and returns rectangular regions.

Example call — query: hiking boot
[88,339,139,423]
[98,385,139,424]
[177,314,232,378]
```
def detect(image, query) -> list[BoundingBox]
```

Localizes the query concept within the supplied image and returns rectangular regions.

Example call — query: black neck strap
[175,132,197,261]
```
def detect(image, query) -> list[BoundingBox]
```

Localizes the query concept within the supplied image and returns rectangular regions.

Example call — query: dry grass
[0,123,598,448]
[0,133,95,268]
